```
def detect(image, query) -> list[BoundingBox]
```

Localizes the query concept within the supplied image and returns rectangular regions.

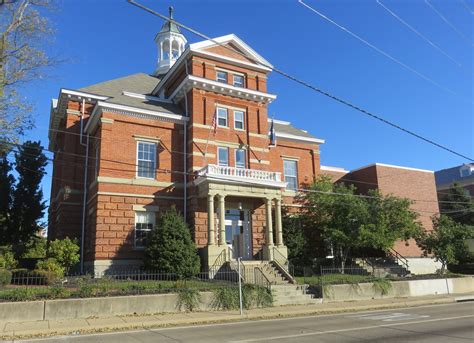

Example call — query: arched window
[162,39,170,60]
[172,40,180,59]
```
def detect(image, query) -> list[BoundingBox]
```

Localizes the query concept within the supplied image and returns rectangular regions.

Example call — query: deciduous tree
[0,0,57,151]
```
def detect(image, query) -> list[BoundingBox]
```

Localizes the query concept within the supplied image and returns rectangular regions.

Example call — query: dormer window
[233,75,244,87]
[460,165,473,178]
[216,71,228,83]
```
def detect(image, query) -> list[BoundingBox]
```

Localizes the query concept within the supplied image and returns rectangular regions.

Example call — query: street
[18,302,474,342]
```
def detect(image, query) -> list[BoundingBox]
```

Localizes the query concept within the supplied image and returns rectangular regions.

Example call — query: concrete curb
[0,295,458,341]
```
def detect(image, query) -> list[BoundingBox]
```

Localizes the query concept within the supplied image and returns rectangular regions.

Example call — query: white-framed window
[217,107,228,127]
[235,149,246,169]
[218,146,229,166]
[233,74,244,87]
[216,71,228,83]
[134,211,155,249]
[283,160,298,191]
[234,110,245,130]
[137,141,156,179]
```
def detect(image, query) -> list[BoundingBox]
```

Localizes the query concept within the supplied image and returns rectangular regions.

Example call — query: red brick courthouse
[48,12,440,274]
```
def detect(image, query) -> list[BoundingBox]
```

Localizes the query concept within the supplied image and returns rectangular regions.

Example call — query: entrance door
[224,209,252,260]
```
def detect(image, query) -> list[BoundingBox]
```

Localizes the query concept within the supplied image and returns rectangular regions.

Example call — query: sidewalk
[1,294,471,341]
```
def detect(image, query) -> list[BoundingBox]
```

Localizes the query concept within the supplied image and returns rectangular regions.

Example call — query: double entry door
[222,209,252,260]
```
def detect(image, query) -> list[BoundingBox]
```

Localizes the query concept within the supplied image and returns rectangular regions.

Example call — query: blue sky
[20,0,473,206]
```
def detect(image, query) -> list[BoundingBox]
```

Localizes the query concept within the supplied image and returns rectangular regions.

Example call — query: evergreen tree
[10,141,47,244]
[0,152,14,243]
[144,207,200,277]
[439,183,474,226]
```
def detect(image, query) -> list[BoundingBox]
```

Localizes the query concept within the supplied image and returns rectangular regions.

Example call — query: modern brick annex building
[48,11,439,274]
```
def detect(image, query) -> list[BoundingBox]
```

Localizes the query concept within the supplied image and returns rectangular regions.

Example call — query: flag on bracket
[269,118,277,147]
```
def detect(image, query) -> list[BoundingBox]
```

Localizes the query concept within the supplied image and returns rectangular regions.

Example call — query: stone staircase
[271,284,322,306]
[355,256,410,277]
[227,261,321,306]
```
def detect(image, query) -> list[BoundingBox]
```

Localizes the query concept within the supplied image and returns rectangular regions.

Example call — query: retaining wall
[323,276,474,302]
[2,292,214,323]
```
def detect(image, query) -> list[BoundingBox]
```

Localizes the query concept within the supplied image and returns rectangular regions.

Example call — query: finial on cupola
[169,6,174,19]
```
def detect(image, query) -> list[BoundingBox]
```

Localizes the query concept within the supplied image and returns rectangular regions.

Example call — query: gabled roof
[189,34,273,69]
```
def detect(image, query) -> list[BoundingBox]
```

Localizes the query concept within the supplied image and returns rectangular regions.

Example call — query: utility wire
[5,142,474,206]
[376,0,464,68]
[298,0,461,96]
[425,0,474,46]
[3,134,473,201]
[127,0,474,162]
[460,0,474,15]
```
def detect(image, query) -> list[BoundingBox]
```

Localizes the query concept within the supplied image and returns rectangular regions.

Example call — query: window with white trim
[217,107,228,127]
[216,71,228,83]
[234,110,245,130]
[134,211,155,249]
[235,149,246,169]
[233,74,244,87]
[283,160,298,191]
[218,147,229,166]
[137,141,156,179]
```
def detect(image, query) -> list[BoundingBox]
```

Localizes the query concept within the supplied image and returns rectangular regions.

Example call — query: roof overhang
[84,101,188,134]
[275,132,325,145]
[48,89,111,150]
[169,75,277,104]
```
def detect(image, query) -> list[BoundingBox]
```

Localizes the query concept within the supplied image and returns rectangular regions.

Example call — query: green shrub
[0,268,12,287]
[373,278,392,296]
[78,284,95,298]
[49,285,70,299]
[0,248,17,270]
[21,237,47,259]
[177,288,201,312]
[47,238,80,272]
[35,258,65,284]
[144,207,200,277]
[212,287,240,310]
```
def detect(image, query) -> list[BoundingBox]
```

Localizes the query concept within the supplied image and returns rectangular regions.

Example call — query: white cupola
[154,7,187,76]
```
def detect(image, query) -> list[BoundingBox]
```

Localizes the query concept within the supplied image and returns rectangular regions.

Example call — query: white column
[207,194,215,245]
[275,198,283,246]
[218,194,226,246]
[265,198,274,247]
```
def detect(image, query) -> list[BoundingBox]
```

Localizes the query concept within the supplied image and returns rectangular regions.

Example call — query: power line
[460,0,474,15]
[126,0,473,162]
[3,135,473,202]
[376,0,464,68]
[425,0,474,46]
[298,0,461,96]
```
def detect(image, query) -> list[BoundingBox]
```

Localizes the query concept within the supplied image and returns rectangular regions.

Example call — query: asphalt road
[20,302,474,343]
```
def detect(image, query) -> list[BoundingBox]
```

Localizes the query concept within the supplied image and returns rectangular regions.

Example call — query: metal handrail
[272,247,294,277]
[210,247,227,273]
[228,246,246,282]
[254,267,272,290]
[389,248,409,271]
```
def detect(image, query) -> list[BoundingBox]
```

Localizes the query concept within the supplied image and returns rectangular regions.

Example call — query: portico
[194,164,289,270]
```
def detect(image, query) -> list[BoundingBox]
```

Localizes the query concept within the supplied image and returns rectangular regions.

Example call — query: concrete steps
[271,284,321,306]
[355,258,410,277]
